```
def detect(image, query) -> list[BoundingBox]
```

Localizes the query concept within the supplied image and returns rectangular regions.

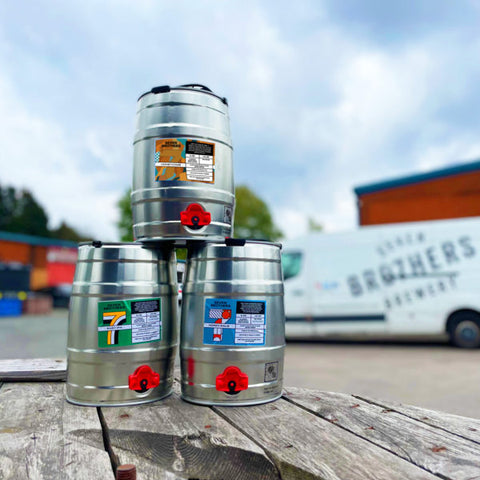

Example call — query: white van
[282,217,480,348]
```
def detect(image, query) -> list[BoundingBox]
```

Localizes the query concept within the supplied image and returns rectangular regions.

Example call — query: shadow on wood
[104,429,279,480]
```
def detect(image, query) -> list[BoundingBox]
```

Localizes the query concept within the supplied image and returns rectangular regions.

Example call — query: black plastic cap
[138,85,171,101]
[225,238,246,247]
[151,85,171,94]
[92,240,103,248]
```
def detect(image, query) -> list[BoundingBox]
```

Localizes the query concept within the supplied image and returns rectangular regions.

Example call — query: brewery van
[282,217,480,348]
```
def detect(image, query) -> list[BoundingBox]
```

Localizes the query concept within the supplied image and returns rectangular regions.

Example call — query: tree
[117,188,134,242]
[0,185,89,240]
[234,185,282,241]
[50,221,91,242]
[0,186,49,237]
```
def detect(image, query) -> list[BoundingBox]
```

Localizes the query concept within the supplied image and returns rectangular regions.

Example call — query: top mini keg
[66,242,178,406]
[180,238,285,406]
[131,84,234,243]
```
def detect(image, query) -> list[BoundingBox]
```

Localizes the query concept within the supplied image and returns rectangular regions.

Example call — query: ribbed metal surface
[180,240,285,405]
[66,242,178,406]
[132,85,234,243]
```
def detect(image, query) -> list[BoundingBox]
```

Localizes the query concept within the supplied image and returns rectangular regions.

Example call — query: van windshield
[281,251,303,280]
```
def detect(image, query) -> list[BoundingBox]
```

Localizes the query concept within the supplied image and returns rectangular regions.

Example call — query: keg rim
[186,238,282,249]
[78,240,176,249]
[137,84,228,105]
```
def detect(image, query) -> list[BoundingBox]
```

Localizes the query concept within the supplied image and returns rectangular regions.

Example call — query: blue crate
[0,298,22,316]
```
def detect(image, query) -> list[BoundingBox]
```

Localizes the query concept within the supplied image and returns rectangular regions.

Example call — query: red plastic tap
[180,203,211,229]
[216,366,248,395]
[128,365,160,392]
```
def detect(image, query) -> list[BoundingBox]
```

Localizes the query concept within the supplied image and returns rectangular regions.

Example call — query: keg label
[203,299,266,346]
[97,298,161,347]
[154,138,215,184]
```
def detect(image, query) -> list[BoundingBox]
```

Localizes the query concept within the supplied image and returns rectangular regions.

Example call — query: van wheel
[448,312,480,348]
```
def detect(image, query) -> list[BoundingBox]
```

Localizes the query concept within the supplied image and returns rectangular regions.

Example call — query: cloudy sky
[1,0,480,240]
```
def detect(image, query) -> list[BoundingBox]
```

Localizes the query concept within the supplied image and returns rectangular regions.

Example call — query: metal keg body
[132,86,234,243]
[180,240,285,406]
[66,243,178,406]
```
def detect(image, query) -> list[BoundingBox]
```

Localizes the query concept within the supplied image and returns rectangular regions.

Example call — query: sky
[1,0,480,240]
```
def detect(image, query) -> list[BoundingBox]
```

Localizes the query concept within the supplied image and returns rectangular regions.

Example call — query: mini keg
[131,84,234,243]
[180,239,285,406]
[66,242,178,406]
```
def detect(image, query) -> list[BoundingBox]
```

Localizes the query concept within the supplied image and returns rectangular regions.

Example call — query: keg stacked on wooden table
[66,84,285,407]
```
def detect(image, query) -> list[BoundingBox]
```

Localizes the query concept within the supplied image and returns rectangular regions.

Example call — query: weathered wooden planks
[283,387,480,480]
[0,382,111,480]
[2,375,480,480]
[214,397,438,480]
[357,394,480,444]
[100,384,280,480]
[0,358,66,382]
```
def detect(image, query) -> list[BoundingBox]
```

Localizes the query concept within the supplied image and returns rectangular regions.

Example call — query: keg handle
[179,84,213,92]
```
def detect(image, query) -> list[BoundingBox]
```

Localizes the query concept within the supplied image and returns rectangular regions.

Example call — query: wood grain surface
[1,360,479,480]
[101,384,280,480]
[0,383,111,480]
[0,359,66,382]
[214,397,438,480]
[357,394,480,444]
[284,387,480,480]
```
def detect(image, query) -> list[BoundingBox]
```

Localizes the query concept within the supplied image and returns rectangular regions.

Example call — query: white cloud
[271,35,480,239]
[0,74,120,239]
[417,139,480,171]
[1,1,480,244]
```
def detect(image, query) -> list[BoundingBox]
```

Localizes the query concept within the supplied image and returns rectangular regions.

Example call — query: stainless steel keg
[180,239,285,406]
[131,84,234,243]
[66,242,178,406]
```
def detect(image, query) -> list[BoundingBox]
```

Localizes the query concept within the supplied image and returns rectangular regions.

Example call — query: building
[0,231,78,290]
[354,160,480,226]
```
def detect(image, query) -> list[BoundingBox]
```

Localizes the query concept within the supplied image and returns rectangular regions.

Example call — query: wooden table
[1,359,480,479]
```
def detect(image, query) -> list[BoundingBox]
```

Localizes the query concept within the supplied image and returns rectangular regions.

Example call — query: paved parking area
[0,309,69,359]
[285,341,480,418]
[1,312,479,418]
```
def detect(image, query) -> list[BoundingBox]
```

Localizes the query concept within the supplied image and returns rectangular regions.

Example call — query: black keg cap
[225,238,246,247]
[224,238,282,249]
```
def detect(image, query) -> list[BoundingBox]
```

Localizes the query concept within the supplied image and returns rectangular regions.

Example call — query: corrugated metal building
[354,160,480,226]
[0,232,77,290]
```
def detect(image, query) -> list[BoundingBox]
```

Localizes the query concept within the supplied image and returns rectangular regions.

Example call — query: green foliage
[0,185,88,240]
[0,186,49,237]
[234,185,282,241]
[50,221,91,242]
[176,248,187,260]
[308,217,323,232]
[117,188,134,242]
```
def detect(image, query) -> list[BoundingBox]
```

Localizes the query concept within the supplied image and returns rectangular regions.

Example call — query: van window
[281,251,303,280]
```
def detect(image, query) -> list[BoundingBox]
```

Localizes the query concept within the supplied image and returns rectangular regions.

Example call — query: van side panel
[283,217,480,339]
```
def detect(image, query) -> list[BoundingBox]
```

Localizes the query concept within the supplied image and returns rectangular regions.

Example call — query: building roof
[0,231,78,248]
[354,159,480,196]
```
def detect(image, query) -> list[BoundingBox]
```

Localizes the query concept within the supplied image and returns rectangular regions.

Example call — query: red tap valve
[216,366,248,395]
[180,203,211,229]
[128,365,160,392]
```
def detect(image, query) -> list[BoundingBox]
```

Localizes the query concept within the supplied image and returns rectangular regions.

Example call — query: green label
[97,298,161,348]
